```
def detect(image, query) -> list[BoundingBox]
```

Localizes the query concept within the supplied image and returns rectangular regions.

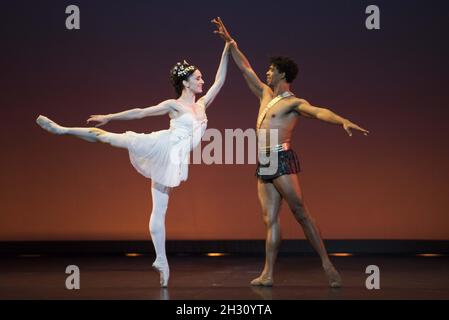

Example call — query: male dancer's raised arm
[212,17,267,99]
[212,17,368,137]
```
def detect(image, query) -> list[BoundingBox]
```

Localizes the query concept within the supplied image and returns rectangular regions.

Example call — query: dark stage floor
[1,254,448,300]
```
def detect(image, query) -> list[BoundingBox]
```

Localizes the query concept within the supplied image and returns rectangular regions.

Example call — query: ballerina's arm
[87,100,177,127]
[198,41,231,109]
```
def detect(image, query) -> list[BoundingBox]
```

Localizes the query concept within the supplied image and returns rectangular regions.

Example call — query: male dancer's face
[266,64,285,87]
[183,69,205,95]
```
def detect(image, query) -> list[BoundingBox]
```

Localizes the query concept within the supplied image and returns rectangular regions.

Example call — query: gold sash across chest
[256,91,294,130]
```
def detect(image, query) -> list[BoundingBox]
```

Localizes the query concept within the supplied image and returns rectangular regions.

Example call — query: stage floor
[1,254,448,300]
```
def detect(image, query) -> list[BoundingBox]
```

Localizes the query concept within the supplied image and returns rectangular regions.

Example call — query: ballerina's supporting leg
[36,115,128,148]
[149,182,171,287]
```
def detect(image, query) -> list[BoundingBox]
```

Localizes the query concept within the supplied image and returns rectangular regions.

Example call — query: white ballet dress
[124,112,208,187]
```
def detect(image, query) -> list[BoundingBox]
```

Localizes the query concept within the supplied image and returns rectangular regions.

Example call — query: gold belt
[258,142,291,153]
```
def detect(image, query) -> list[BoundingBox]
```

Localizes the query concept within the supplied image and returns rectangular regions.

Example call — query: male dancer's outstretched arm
[295,99,370,136]
[212,17,267,99]
[212,17,369,137]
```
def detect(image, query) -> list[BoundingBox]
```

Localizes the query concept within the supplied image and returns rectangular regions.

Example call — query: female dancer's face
[183,70,205,95]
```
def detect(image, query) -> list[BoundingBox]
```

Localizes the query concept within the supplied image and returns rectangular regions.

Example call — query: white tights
[149,183,170,264]
[37,115,172,285]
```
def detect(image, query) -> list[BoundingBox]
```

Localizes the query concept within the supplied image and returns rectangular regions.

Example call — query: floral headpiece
[172,60,196,78]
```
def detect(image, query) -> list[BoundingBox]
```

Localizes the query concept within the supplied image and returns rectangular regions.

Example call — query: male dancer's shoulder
[261,85,273,97]
[293,97,310,108]
[293,98,316,118]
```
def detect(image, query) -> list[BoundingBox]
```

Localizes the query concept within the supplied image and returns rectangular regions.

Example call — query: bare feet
[250,274,273,287]
[152,259,170,288]
[36,115,67,135]
[324,264,342,288]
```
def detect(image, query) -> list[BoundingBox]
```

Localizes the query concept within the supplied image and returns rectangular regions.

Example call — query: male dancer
[212,17,369,288]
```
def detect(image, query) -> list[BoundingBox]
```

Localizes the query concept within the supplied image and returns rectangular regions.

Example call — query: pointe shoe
[250,275,273,287]
[152,260,170,288]
[36,115,66,135]
[324,266,342,288]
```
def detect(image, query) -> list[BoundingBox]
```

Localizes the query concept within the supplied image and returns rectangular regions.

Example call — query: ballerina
[36,41,231,287]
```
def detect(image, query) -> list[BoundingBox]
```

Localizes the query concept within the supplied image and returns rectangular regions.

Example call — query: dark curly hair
[169,60,198,97]
[269,56,299,83]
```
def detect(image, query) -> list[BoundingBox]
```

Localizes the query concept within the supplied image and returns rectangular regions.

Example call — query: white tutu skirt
[124,129,190,188]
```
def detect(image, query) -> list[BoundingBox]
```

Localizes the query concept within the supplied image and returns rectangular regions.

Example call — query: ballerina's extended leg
[36,115,129,147]
[37,115,103,142]
[36,115,68,135]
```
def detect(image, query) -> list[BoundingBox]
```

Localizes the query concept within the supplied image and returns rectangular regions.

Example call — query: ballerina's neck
[177,99,197,109]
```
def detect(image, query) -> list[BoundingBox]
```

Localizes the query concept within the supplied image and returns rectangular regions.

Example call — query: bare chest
[257,99,298,129]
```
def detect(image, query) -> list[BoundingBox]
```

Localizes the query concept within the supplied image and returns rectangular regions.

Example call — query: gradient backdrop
[1,0,448,240]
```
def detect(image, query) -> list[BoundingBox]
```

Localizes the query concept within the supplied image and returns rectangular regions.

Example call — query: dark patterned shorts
[255,149,301,182]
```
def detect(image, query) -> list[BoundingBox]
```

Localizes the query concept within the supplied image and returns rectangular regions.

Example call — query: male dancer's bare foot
[36,115,67,135]
[250,274,273,287]
[152,259,170,288]
[324,264,342,288]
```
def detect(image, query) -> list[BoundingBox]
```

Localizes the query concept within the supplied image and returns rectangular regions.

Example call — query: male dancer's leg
[251,179,282,286]
[273,174,342,288]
